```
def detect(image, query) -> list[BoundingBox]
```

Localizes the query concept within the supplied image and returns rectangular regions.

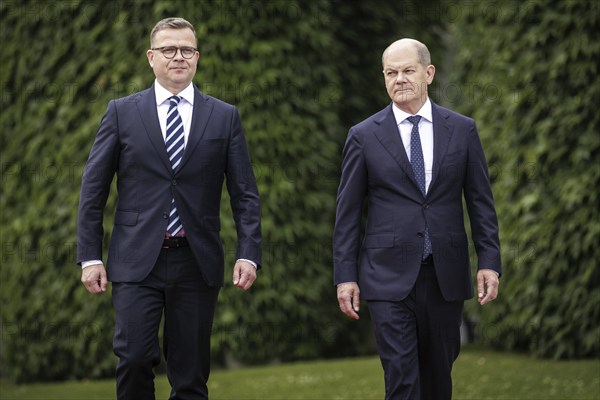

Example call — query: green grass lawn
[2,347,599,399]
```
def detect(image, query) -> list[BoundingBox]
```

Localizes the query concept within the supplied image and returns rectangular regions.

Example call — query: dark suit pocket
[451,232,468,247]
[202,216,221,231]
[199,138,226,150]
[196,140,227,171]
[445,150,466,162]
[363,233,394,248]
[114,210,139,226]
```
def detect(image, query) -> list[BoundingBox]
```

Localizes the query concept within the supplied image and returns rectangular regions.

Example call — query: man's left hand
[477,269,499,305]
[233,260,257,291]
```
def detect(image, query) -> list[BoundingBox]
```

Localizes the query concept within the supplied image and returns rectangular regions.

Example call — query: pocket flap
[202,216,221,231]
[114,210,139,226]
[451,232,468,247]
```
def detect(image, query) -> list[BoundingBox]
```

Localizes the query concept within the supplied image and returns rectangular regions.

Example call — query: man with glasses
[77,17,261,399]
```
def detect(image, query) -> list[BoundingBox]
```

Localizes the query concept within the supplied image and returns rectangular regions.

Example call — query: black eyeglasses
[151,46,197,59]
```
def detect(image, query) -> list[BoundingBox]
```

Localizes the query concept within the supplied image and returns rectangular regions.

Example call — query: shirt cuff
[81,260,103,269]
[237,259,258,269]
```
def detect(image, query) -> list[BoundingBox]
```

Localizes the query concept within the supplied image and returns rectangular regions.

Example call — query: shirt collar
[392,97,432,125]
[154,80,195,106]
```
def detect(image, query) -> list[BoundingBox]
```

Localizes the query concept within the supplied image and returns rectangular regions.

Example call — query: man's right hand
[337,282,361,320]
[81,264,108,294]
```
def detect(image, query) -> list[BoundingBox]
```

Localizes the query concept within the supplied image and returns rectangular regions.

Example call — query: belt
[421,254,433,265]
[162,236,188,249]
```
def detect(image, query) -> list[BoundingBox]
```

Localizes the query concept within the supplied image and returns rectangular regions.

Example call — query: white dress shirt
[391,98,434,194]
[155,80,194,145]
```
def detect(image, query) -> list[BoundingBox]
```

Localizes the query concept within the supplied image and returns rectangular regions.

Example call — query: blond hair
[150,17,196,47]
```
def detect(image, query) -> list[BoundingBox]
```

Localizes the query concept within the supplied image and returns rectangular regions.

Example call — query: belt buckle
[163,236,185,249]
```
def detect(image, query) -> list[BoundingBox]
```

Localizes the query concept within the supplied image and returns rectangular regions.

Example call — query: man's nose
[173,49,185,60]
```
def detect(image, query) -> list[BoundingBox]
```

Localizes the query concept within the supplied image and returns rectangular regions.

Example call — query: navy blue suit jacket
[333,102,500,301]
[77,84,261,286]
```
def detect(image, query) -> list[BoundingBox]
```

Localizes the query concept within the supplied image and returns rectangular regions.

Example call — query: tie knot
[407,115,421,126]
[169,95,181,105]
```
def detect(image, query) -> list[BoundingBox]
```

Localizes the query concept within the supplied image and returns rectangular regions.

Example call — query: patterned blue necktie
[165,95,185,236]
[407,115,432,260]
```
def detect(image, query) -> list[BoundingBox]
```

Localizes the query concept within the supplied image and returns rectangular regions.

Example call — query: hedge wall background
[0,0,444,382]
[1,0,597,383]
[447,0,599,359]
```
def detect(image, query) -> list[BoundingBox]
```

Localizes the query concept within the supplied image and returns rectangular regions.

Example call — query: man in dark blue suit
[333,38,501,399]
[77,18,261,399]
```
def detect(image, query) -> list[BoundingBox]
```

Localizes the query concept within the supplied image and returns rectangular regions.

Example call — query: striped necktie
[165,95,185,236]
[407,115,432,260]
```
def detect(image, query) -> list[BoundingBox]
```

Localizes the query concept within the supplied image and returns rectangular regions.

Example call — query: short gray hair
[150,17,196,47]
[382,39,431,67]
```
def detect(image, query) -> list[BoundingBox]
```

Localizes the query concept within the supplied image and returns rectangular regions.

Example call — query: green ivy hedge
[447,0,599,359]
[1,0,439,382]
[4,0,594,384]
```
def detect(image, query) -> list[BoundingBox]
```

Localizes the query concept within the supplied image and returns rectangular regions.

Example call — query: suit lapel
[137,86,172,172]
[373,105,421,192]
[177,87,214,172]
[429,102,453,191]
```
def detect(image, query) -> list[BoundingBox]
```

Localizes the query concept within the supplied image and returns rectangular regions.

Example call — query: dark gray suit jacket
[77,84,261,286]
[333,102,500,301]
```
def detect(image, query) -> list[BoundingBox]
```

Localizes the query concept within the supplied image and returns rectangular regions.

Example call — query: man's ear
[146,49,154,67]
[426,64,436,84]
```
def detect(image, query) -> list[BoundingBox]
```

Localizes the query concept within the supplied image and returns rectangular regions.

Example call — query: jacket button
[423,203,430,209]
[163,212,169,219]
[172,179,177,186]
[417,232,424,237]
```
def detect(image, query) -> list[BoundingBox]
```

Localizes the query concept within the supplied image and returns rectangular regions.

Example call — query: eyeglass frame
[151,46,198,59]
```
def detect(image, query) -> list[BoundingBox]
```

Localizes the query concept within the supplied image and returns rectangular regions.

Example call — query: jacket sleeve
[225,107,262,268]
[76,100,120,265]
[463,121,502,275]
[333,128,368,285]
